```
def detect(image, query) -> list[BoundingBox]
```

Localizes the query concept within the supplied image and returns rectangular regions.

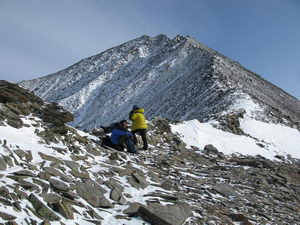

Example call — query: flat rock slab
[138,203,192,225]
[0,157,7,170]
[13,170,36,177]
[49,178,69,191]
[38,152,62,163]
[116,168,135,176]
[105,178,124,191]
[52,201,74,219]
[204,144,219,154]
[42,193,62,203]
[13,149,27,158]
[28,193,60,221]
[87,206,104,220]
[131,173,150,189]
[70,170,90,179]
[144,193,179,201]
[63,160,80,171]
[0,211,17,220]
[44,167,73,182]
[212,183,241,198]
[43,167,65,177]
[123,202,145,216]
[75,181,112,208]
[18,180,40,192]
[110,186,126,204]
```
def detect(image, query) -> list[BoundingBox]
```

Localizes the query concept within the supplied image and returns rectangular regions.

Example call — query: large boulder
[0,156,7,171]
[0,80,42,104]
[0,81,73,128]
[28,194,60,221]
[75,180,113,208]
[40,102,73,126]
[137,203,192,225]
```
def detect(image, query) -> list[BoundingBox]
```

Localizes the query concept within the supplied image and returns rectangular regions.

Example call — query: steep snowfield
[0,117,70,163]
[171,118,300,160]
[171,97,300,159]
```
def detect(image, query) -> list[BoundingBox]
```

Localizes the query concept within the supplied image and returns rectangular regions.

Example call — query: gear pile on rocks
[0,81,300,225]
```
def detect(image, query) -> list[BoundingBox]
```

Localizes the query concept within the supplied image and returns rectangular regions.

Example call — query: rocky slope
[19,34,300,130]
[1,83,300,225]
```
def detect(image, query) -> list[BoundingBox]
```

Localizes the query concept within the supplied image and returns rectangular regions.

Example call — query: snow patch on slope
[0,117,71,163]
[171,118,300,160]
[229,91,263,115]
[240,116,300,158]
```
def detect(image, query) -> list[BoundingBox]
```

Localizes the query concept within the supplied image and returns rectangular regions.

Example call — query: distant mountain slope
[20,34,300,130]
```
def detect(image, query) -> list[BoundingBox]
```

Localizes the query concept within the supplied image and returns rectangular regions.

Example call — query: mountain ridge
[20,34,300,130]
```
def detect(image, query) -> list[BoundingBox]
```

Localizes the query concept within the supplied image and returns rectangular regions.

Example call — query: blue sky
[0,0,299,99]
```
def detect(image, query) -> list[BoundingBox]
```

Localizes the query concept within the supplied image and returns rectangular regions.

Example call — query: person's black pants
[132,129,148,150]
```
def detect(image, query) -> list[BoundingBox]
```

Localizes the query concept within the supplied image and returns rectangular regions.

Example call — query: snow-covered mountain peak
[20,34,300,130]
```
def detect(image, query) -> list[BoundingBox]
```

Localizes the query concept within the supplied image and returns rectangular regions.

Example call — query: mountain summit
[20,34,300,130]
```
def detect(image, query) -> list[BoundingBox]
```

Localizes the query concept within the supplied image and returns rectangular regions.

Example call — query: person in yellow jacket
[129,105,148,150]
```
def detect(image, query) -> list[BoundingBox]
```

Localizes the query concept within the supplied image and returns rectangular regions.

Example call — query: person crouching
[111,120,137,153]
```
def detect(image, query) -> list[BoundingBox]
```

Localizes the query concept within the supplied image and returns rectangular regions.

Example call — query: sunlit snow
[171,118,300,159]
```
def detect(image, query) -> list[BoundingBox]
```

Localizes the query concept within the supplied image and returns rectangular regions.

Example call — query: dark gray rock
[211,183,241,198]
[18,180,40,192]
[115,168,135,177]
[144,193,179,201]
[0,211,17,220]
[2,155,14,167]
[61,191,79,200]
[105,178,125,191]
[110,187,126,204]
[109,152,119,161]
[28,193,60,221]
[204,144,219,154]
[16,188,28,199]
[0,156,7,170]
[123,202,145,216]
[75,180,112,208]
[43,167,73,182]
[118,195,127,205]
[13,149,27,159]
[138,203,192,225]
[87,206,104,220]
[39,102,73,126]
[52,201,74,219]
[41,220,51,225]
[217,110,246,135]
[42,193,62,203]
[38,153,62,163]
[43,167,65,177]
[70,170,90,179]
[49,178,69,191]
[13,170,36,177]
[131,173,150,189]
[25,150,33,162]
[173,136,187,151]
[63,160,80,171]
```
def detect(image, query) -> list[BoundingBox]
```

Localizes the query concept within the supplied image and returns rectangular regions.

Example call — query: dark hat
[132,105,139,110]
[119,120,127,124]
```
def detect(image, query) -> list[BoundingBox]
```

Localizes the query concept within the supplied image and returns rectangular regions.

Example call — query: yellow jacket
[130,108,147,131]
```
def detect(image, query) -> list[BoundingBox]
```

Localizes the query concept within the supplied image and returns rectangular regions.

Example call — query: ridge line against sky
[0,0,299,99]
